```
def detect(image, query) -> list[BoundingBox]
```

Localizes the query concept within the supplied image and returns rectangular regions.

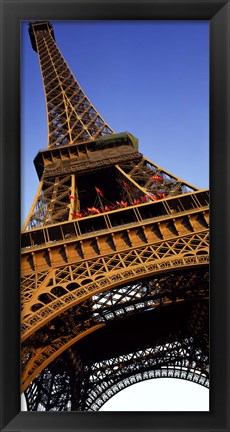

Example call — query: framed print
[0,1,230,431]
[20,19,210,413]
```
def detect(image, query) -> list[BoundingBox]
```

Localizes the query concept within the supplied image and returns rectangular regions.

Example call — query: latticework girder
[24,296,208,411]
[29,21,114,148]
[22,153,200,231]
[21,228,209,339]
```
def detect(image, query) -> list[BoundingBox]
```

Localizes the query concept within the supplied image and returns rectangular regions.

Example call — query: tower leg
[65,348,84,411]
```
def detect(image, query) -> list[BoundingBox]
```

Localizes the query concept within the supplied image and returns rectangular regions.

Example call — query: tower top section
[29,21,55,52]
[28,21,115,148]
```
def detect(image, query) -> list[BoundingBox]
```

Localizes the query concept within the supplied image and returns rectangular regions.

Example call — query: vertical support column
[69,174,77,220]
[65,347,85,411]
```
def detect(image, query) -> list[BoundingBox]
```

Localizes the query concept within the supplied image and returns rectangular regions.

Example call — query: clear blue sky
[21,20,209,223]
[21,21,209,411]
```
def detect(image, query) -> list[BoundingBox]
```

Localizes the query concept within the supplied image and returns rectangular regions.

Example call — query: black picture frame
[0,0,229,431]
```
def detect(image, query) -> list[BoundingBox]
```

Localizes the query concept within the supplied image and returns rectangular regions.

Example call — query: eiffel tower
[21,21,209,411]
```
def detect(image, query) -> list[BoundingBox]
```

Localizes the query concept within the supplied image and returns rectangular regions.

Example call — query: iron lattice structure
[21,21,209,411]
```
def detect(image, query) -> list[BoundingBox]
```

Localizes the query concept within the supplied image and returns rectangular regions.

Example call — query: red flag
[91,207,100,214]
[123,181,131,190]
[71,212,82,218]
[151,175,163,182]
[88,207,100,214]
[95,187,104,197]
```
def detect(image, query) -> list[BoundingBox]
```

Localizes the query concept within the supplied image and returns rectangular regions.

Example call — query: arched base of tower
[25,299,209,411]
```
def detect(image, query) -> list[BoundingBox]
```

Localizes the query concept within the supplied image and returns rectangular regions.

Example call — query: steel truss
[24,286,208,410]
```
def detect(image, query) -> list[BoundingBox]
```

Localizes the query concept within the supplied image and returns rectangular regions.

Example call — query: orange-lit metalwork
[21,21,209,411]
